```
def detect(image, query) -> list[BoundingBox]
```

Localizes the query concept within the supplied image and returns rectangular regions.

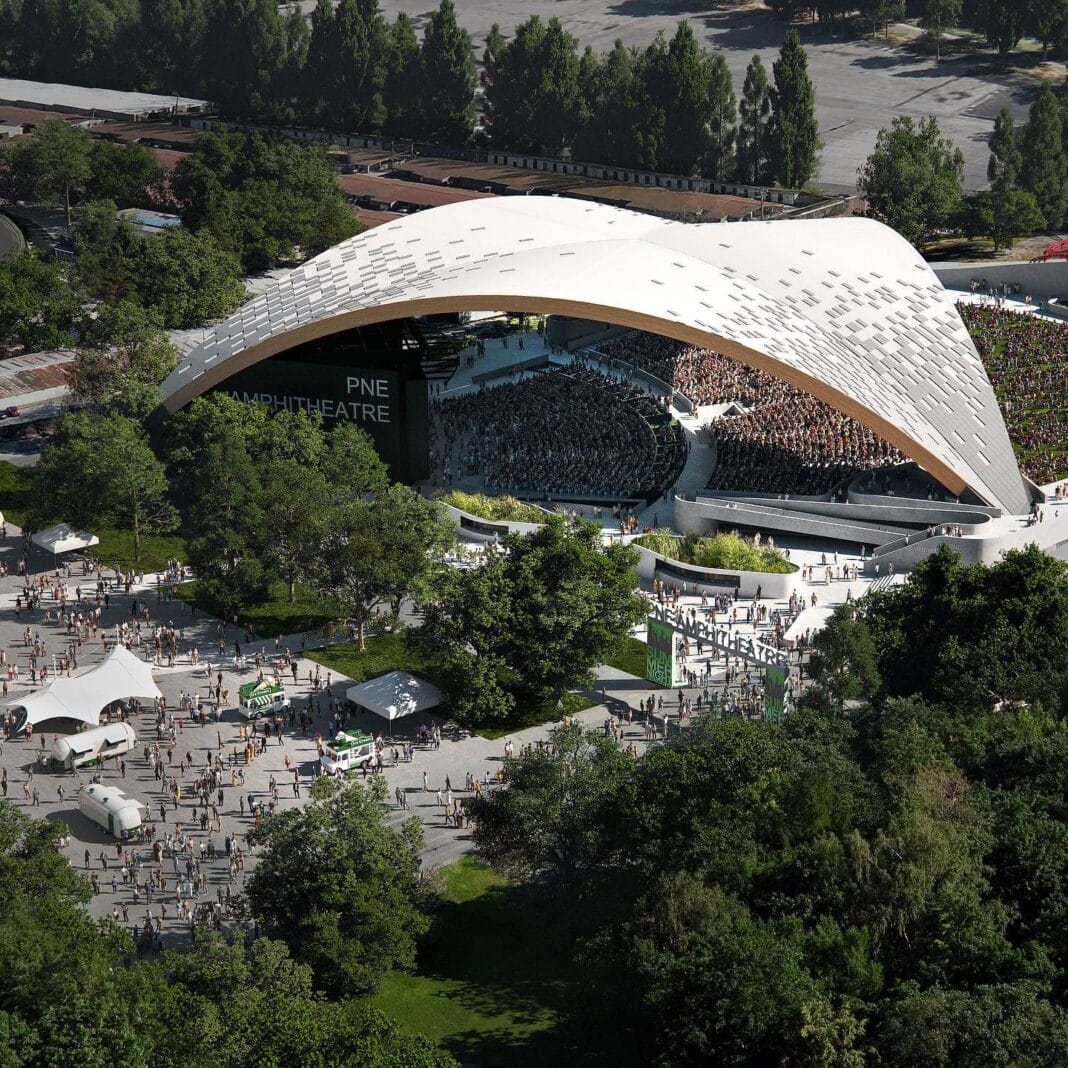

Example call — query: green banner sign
[764,665,787,724]
[647,617,676,687]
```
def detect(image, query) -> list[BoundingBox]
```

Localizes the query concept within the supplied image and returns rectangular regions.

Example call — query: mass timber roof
[158,197,1030,514]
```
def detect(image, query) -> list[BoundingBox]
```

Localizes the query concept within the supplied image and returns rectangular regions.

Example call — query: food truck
[320,730,377,775]
[237,679,290,720]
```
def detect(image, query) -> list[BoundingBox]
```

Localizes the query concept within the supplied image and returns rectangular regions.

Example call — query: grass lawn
[603,635,648,678]
[174,580,338,639]
[373,858,597,1067]
[0,462,31,527]
[306,629,443,685]
[88,528,188,574]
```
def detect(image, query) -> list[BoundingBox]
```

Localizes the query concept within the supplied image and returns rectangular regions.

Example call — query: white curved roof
[159,197,1029,514]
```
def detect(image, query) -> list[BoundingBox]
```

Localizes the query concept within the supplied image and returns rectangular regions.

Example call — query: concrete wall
[632,541,800,598]
[441,503,548,543]
[674,495,908,546]
[934,260,1068,301]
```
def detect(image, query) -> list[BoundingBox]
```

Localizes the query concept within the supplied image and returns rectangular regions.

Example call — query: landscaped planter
[441,503,551,542]
[630,540,800,598]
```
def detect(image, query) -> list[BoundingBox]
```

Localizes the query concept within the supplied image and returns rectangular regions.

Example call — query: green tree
[807,605,881,715]
[573,40,640,167]
[662,22,709,176]
[988,106,1022,187]
[1034,0,1068,59]
[302,0,336,120]
[736,54,771,185]
[383,13,422,136]
[0,250,78,353]
[186,421,266,619]
[858,115,964,247]
[975,0,1030,64]
[484,15,582,156]
[468,724,636,888]
[245,776,429,996]
[920,0,962,62]
[860,0,905,37]
[957,187,1043,251]
[309,485,453,648]
[33,412,176,562]
[767,30,820,189]
[863,545,1068,714]
[418,518,646,727]
[705,52,737,180]
[135,227,246,328]
[419,0,476,145]
[67,301,177,418]
[17,119,92,228]
[198,0,284,117]
[86,139,164,206]
[1019,81,1068,229]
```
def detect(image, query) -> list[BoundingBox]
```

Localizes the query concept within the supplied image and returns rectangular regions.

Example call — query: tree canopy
[858,115,964,247]
[418,517,646,727]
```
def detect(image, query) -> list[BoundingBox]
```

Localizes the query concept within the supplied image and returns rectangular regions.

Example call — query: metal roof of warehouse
[0,78,209,119]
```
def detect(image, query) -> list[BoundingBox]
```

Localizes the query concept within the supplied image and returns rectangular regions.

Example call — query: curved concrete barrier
[441,502,552,542]
[630,539,800,598]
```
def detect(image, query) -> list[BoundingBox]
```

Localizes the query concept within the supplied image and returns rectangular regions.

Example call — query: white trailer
[78,783,146,838]
[51,722,136,770]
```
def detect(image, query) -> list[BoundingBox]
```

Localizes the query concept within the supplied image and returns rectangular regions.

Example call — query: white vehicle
[78,783,146,838]
[51,722,137,770]
[320,730,377,776]
[237,680,290,720]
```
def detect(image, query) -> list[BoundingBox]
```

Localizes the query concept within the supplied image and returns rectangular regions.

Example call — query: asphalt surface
[322,2,1046,191]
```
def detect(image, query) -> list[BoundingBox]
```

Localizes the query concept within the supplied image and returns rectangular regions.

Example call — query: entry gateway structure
[159,197,1031,516]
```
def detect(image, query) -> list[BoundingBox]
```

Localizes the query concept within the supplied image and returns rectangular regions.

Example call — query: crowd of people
[957,303,1068,487]
[429,365,686,503]
[599,332,903,495]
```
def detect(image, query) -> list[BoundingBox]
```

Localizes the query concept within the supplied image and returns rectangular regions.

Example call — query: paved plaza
[0,518,876,945]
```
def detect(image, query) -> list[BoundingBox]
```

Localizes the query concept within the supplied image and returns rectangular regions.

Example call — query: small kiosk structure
[345,671,441,738]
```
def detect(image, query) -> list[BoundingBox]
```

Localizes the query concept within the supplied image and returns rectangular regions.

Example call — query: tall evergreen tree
[736,54,771,185]
[334,0,389,131]
[383,13,421,136]
[661,22,708,176]
[1019,81,1068,228]
[705,52,737,180]
[987,106,1022,188]
[573,40,640,167]
[768,30,819,189]
[484,16,581,156]
[482,23,505,84]
[198,0,284,117]
[419,0,476,145]
[303,0,336,121]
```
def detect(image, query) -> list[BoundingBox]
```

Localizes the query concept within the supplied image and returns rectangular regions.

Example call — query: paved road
[0,212,25,256]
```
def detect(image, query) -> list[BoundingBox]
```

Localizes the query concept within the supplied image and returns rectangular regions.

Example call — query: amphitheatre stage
[159,196,1068,571]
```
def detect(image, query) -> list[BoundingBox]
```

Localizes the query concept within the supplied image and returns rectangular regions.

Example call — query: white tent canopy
[4,644,160,730]
[32,523,99,555]
[346,671,441,722]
